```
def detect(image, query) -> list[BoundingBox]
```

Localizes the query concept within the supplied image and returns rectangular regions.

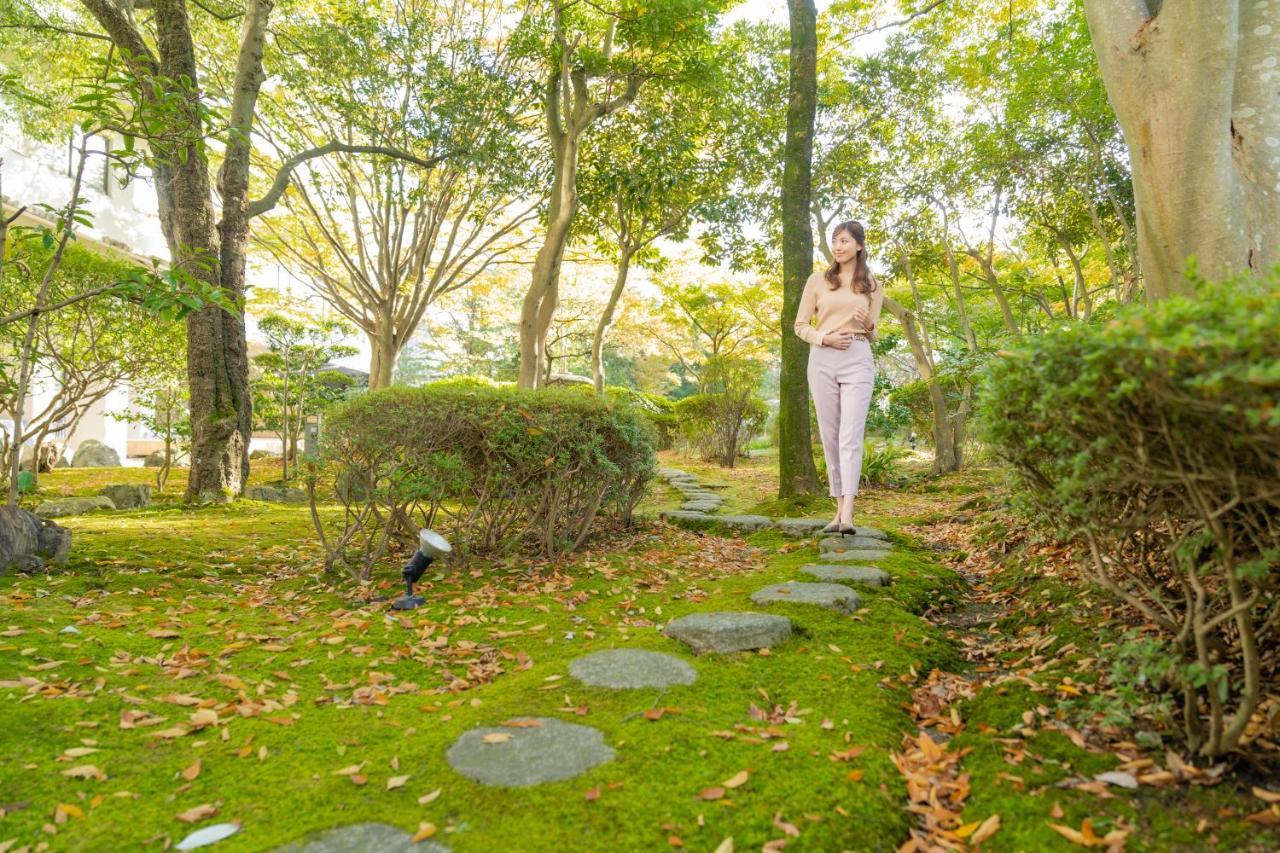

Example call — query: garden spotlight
[392,529,451,611]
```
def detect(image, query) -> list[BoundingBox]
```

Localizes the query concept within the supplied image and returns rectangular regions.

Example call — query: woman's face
[832,229,863,264]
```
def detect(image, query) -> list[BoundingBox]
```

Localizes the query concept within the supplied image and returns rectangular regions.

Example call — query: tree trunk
[592,245,633,394]
[368,329,398,390]
[777,0,822,499]
[1083,1,1280,295]
[883,297,958,474]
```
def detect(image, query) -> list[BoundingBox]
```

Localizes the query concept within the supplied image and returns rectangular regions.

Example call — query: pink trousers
[807,339,875,497]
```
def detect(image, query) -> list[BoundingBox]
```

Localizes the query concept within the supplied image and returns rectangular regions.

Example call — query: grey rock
[816,526,887,541]
[712,514,773,531]
[751,581,863,614]
[820,535,891,552]
[271,822,450,853]
[800,564,891,586]
[819,549,891,563]
[774,518,831,537]
[99,484,151,510]
[246,485,306,504]
[34,496,115,519]
[663,611,792,654]
[569,649,697,689]
[655,467,686,479]
[20,444,64,473]
[446,717,614,787]
[681,500,722,513]
[70,439,121,468]
[659,509,714,527]
[0,506,71,574]
[144,449,187,468]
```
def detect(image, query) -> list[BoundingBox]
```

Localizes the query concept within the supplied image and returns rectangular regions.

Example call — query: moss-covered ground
[1,452,1274,851]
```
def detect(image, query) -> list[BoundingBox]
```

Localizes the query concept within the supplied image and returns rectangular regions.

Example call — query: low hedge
[306,382,656,577]
[979,278,1279,757]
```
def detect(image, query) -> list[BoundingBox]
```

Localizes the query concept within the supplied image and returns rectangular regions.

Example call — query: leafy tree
[250,313,356,481]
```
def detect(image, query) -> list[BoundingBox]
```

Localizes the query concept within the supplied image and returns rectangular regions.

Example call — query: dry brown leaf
[722,771,749,789]
[176,803,217,823]
[713,839,733,853]
[411,822,437,842]
[698,787,726,801]
[481,733,512,744]
[772,813,800,838]
[584,786,601,801]
[971,814,1000,844]
[386,775,409,791]
[417,789,441,805]
[61,765,105,781]
[181,759,201,782]
[1254,787,1280,804]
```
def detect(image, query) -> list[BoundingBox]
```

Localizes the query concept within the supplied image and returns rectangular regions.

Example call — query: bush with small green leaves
[980,275,1280,757]
[306,381,655,578]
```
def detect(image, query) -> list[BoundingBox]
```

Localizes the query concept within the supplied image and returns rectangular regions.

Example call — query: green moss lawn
[1,453,1275,851]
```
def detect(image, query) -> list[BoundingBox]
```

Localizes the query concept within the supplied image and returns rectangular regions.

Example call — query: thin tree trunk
[7,136,89,506]
[883,297,957,474]
[592,244,633,394]
[778,0,822,499]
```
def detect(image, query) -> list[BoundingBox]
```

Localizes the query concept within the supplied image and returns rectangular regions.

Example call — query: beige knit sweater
[793,271,885,345]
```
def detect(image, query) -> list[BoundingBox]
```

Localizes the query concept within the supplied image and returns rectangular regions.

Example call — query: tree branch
[246,143,453,219]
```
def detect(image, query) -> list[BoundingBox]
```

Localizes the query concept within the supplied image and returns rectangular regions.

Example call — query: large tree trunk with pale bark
[777,0,823,498]
[1084,1,1280,296]
[592,246,633,394]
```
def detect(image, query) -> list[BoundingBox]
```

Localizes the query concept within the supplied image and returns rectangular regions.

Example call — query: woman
[793,220,884,534]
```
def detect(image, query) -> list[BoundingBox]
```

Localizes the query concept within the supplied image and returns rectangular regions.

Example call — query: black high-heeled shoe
[837,523,856,535]
[822,521,841,533]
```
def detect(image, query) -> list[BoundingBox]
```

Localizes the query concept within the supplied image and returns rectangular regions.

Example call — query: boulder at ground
[144,449,187,467]
[20,444,65,473]
[0,506,71,573]
[246,485,306,503]
[99,484,151,510]
[34,496,116,518]
[249,449,281,460]
[800,564,891,586]
[71,439,121,468]
[662,611,792,654]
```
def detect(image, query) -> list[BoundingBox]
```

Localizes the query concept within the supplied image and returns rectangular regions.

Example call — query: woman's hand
[822,330,855,349]
[851,305,870,329]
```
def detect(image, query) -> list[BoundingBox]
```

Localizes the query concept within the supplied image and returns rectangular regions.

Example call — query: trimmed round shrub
[307,382,655,577]
[979,278,1279,757]
[676,392,768,468]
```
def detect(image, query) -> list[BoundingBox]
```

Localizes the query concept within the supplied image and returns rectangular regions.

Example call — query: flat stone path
[655,466,858,537]
[800,564,891,586]
[273,823,449,853]
[751,581,863,614]
[663,611,792,654]
[569,649,696,688]
[446,717,615,788]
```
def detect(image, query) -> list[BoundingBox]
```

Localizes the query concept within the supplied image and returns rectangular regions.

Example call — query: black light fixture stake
[392,529,452,611]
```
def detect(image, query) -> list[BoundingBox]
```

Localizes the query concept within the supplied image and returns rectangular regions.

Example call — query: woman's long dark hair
[824,220,876,294]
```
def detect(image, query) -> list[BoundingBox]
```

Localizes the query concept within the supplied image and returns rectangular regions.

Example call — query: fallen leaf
[1254,787,1280,804]
[62,747,99,758]
[182,759,202,782]
[722,770,749,789]
[417,789,441,805]
[333,763,365,776]
[386,775,409,791]
[971,814,1001,844]
[1094,771,1138,790]
[411,822,437,842]
[175,822,239,850]
[584,786,600,801]
[772,812,800,838]
[713,839,733,853]
[698,787,725,801]
[61,765,105,781]
[176,804,218,823]
[482,733,512,744]
[499,720,541,728]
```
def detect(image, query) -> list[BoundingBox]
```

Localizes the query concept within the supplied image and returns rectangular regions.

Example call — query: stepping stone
[681,500,722,513]
[660,509,713,523]
[800,564,891,586]
[775,518,830,537]
[569,649,696,688]
[272,822,450,853]
[819,549,891,563]
[656,467,686,479]
[446,717,614,788]
[711,514,773,531]
[820,535,890,552]
[751,581,863,613]
[815,526,887,541]
[663,611,792,654]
